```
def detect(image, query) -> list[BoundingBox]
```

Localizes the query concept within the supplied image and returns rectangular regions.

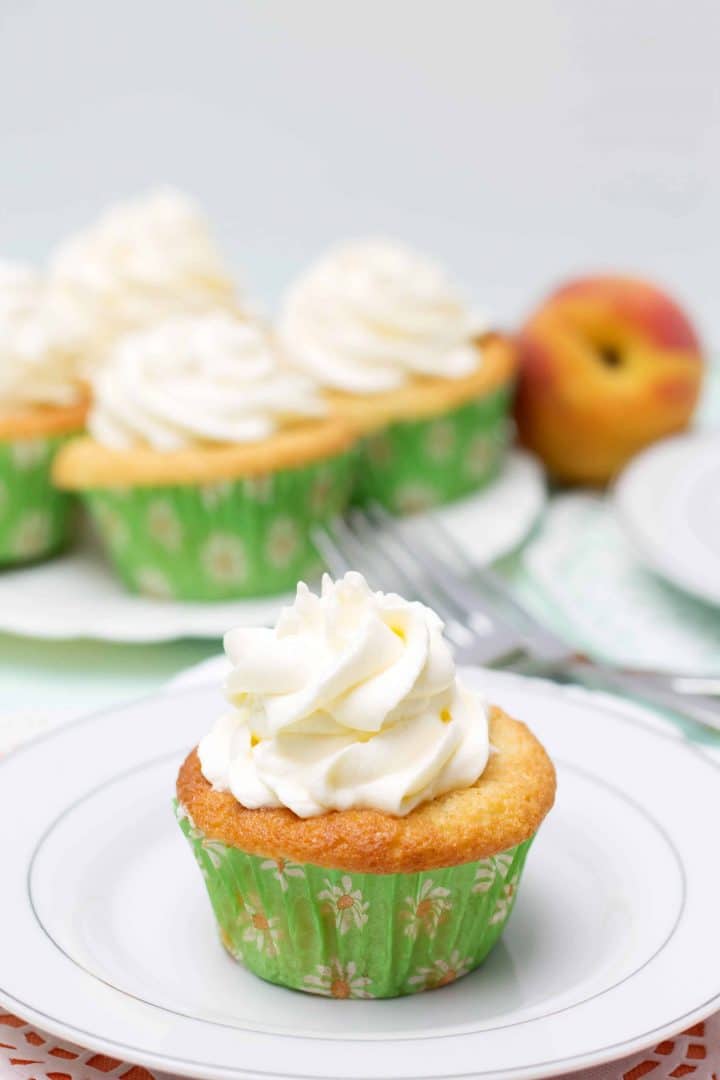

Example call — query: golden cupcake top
[178,707,555,873]
[178,572,556,871]
[52,313,356,488]
[279,239,488,394]
[323,333,517,432]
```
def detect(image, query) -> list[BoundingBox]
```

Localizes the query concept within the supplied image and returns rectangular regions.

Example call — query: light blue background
[1,0,716,337]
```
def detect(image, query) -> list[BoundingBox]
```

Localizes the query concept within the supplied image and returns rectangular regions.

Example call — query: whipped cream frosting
[279,240,486,394]
[198,572,490,818]
[50,188,240,356]
[0,261,85,411]
[88,312,325,450]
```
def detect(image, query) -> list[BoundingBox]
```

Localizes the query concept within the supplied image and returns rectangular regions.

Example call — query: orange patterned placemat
[0,1012,157,1080]
[2,1010,720,1080]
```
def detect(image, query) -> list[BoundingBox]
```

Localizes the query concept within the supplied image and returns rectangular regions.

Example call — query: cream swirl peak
[198,572,490,817]
[279,239,488,394]
[88,313,326,451]
[50,188,240,354]
[0,261,85,410]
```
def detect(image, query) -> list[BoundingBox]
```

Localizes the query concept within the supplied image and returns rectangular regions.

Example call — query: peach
[514,275,704,485]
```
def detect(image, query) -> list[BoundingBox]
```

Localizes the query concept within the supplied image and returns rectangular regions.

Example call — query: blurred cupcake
[279,240,516,513]
[0,262,88,564]
[53,313,356,600]
[49,188,243,370]
[176,571,556,998]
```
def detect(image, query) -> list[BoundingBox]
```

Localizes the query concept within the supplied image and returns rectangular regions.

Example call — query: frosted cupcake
[49,188,243,370]
[176,571,556,997]
[279,240,516,513]
[53,313,356,600]
[0,263,88,564]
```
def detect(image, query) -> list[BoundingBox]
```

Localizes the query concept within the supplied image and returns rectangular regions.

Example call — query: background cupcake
[49,187,244,372]
[53,313,356,601]
[176,572,556,998]
[0,262,88,564]
[279,240,516,513]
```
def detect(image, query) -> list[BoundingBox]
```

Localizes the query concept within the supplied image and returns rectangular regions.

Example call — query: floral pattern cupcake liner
[175,802,534,998]
[82,451,356,601]
[354,384,513,513]
[0,433,79,565]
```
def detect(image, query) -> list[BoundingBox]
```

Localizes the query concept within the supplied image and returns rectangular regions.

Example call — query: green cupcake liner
[354,384,513,513]
[82,450,356,601]
[175,801,534,998]
[0,432,79,565]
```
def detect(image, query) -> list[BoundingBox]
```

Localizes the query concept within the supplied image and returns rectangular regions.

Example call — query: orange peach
[515,275,704,485]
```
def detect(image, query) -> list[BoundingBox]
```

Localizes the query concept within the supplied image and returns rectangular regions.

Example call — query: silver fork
[313,510,720,734]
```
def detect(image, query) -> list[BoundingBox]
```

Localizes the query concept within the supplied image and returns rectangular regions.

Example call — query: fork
[313,508,720,734]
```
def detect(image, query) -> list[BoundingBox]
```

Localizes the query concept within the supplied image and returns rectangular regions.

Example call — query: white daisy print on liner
[266,516,300,569]
[303,959,374,999]
[244,474,274,502]
[12,510,51,558]
[201,533,248,585]
[220,927,243,962]
[490,877,519,926]
[365,433,393,467]
[425,418,457,463]
[401,879,452,940]
[260,857,306,893]
[317,875,370,935]
[146,499,183,551]
[393,482,437,515]
[239,895,282,955]
[134,566,174,600]
[10,438,49,470]
[200,838,228,871]
[407,950,474,992]
[466,432,497,479]
[179,818,228,876]
[94,504,129,551]
[200,480,234,510]
[472,851,514,894]
[309,469,335,514]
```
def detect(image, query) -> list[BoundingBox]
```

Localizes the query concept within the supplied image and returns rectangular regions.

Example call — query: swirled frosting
[279,240,486,393]
[50,189,241,357]
[198,572,490,817]
[88,312,325,450]
[0,261,85,411]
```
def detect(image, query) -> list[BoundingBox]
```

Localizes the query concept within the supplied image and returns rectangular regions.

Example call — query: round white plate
[0,451,544,642]
[614,431,720,607]
[1,671,719,1080]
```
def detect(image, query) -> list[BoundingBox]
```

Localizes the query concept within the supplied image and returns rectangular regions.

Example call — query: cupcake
[279,240,516,513]
[176,571,556,998]
[0,262,88,564]
[49,188,243,370]
[52,313,357,601]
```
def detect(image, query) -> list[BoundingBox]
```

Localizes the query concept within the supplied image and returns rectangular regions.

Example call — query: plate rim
[1,674,719,1080]
[25,751,687,1047]
[613,429,720,608]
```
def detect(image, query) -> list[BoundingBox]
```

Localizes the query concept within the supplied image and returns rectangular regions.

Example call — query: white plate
[0,451,544,642]
[615,431,720,607]
[1,670,719,1080]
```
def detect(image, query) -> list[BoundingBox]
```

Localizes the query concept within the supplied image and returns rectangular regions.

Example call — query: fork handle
[562,660,720,734]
